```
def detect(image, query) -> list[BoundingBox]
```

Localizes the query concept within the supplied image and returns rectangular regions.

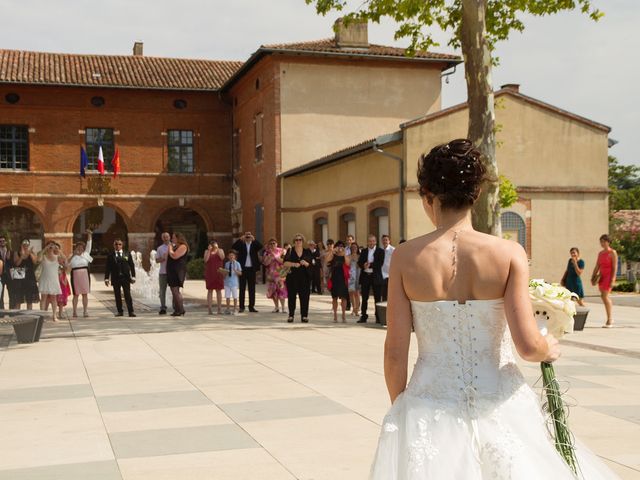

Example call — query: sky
[1,0,638,167]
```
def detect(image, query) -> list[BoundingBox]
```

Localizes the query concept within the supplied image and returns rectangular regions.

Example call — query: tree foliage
[498,175,518,209]
[608,156,640,211]
[306,0,603,55]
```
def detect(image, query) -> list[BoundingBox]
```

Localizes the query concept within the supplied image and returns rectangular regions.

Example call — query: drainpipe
[373,142,405,240]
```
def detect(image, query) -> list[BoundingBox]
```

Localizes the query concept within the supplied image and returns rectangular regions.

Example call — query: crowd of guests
[561,233,618,327]
[198,231,397,324]
[0,232,93,321]
[0,229,621,328]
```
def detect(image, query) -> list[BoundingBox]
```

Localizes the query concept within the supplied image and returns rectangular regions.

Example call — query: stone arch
[65,201,132,235]
[153,206,210,258]
[0,204,45,251]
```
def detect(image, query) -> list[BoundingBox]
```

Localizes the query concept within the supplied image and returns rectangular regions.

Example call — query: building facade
[281,86,612,292]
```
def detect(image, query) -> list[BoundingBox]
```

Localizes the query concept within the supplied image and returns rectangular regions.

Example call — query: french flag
[97,146,105,175]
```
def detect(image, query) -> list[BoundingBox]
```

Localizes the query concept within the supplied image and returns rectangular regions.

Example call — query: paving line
[67,317,126,480]
[133,331,301,480]
[561,339,640,360]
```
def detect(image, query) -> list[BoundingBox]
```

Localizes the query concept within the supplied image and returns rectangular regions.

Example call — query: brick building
[0,22,459,264]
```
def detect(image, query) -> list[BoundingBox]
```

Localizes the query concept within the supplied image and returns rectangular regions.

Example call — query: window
[501,211,526,249]
[314,216,328,245]
[167,130,194,173]
[339,212,356,241]
[369,206,389,243]
[85,127,114,171]
[0,125,29,170]
[254,113,263,162]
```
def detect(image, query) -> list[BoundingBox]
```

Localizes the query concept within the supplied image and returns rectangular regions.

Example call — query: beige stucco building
[281,85,611,294]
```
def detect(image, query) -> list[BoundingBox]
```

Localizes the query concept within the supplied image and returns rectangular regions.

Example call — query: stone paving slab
[0,278,638,479]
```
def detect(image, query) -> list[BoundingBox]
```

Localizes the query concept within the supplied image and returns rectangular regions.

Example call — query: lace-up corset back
[406,299,524,414]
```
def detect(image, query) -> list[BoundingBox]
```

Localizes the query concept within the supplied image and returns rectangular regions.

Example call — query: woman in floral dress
[263,238,288,313]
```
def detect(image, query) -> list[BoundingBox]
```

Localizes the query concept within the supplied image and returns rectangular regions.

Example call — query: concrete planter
[573,307,590,331]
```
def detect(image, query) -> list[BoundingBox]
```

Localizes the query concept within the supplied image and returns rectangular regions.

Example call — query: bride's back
[396,228,517,303]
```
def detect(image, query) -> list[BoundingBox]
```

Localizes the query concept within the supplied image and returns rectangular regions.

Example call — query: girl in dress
[204,239,225,315]
[263,238,288,313]
[56,252,71,319]
[38,242,64,322]
[591,234,617,327]
[370,139,618,479]
[326,240,350,323]
[69,231,93,318]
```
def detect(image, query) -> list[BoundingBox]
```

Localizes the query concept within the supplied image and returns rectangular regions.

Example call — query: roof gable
[401,88,611,133]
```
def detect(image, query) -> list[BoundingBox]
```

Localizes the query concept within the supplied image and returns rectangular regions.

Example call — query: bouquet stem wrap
[541,361,578,476]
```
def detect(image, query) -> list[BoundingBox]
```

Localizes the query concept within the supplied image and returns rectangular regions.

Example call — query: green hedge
[186,258,205,280]
[612,281,636,292]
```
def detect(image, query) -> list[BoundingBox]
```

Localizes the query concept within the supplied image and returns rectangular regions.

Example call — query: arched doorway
[155,208,208,258]
[0,206,44,251]
[73,206,128,272]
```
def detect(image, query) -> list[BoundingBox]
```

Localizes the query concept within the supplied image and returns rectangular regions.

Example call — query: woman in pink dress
[204,239,225,315]
[591,234,618,327]
[56,256,71,319]
[263,238,288,313]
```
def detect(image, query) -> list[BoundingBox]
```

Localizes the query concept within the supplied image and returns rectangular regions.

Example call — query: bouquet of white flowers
[529,279,579,475]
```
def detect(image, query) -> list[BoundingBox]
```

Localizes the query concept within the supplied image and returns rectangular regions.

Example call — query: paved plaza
[1,279,639,479]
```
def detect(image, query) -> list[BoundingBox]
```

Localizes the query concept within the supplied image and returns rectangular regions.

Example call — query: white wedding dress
[370,299,619,479]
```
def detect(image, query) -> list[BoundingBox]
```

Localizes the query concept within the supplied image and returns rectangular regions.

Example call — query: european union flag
[80,146,89,177]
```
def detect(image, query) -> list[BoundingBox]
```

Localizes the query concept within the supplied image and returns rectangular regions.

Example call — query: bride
[370,139,618,479]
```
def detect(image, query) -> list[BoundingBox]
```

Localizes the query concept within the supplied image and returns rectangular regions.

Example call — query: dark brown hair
[417,139,487,209]
[599,234,611,243]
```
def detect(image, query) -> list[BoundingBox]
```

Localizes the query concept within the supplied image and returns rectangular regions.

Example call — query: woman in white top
[69,231,93,318]
[38,242,65,322]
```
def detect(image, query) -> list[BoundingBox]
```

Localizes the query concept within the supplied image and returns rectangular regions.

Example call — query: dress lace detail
[370,299,619,480]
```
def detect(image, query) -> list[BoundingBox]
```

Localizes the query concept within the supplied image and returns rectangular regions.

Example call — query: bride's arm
[384,249,412,403]
[504,244,560,363]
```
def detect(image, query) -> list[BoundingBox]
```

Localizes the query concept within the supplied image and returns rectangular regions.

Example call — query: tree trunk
[460,0,501,236]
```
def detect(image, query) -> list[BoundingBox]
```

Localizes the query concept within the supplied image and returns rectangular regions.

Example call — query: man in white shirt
[155,232,171,315]
[381,234,395,301]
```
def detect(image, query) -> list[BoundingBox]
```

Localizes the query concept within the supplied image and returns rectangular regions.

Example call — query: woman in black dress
[284,233,313,323]
[167,232,189,316]
[326,240,351,323]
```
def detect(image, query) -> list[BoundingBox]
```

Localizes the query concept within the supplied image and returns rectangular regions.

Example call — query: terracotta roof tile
[262,38,459,62]
[0,49,244,91]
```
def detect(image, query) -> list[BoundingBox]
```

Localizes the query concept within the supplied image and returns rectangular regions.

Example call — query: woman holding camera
[326,240,351,323]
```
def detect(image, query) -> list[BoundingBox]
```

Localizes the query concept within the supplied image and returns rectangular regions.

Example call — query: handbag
[591,271,601,286]
[10,267,26,280]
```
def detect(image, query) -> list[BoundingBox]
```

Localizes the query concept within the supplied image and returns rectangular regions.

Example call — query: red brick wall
[0,84,234,253]
[228,57,280,244]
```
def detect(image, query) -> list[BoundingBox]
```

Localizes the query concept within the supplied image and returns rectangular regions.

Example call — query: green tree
[608,155,640,190]
[305,0,603,235]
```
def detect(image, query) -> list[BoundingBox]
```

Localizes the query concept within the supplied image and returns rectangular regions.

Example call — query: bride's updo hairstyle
[417,138,486,209]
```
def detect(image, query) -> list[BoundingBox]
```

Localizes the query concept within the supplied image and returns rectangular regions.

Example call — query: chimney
[133,42,144,56]
[334,17,368,49]
[501,83,520,93]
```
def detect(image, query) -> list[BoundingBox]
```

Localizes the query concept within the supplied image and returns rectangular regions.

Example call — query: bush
[612,281,635,292]
[186,258,205,280]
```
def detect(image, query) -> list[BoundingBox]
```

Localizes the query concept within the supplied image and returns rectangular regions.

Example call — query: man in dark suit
[231,231,263,313]
[104,238,136,317]
[357,234,385,324]
[308,240,322,294]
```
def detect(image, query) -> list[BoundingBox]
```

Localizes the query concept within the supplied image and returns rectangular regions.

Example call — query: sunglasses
[294,238,303,242]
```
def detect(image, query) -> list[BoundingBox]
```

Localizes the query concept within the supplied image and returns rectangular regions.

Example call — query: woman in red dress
[204,239,225,315]
[591,234,618,327]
